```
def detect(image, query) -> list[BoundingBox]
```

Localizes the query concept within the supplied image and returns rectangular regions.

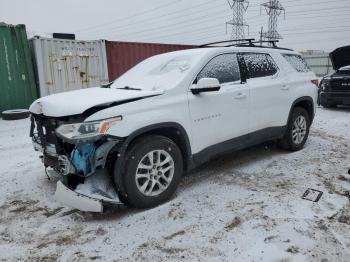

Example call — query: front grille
[328,92,350,98]
[329,80,350,92]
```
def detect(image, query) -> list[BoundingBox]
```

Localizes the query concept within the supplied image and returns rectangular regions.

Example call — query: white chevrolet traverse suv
[29,42,318,212]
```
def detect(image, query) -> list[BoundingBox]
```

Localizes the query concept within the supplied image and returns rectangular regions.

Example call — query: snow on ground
[0,107,349,262]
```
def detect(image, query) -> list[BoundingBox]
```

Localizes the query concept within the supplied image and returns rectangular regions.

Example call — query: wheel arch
[113,122,192,197]
[288,96,315,125]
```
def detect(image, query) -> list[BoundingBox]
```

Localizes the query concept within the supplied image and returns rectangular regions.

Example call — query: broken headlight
[56,116,122,142]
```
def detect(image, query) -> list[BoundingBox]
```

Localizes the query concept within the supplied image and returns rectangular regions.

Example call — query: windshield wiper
[117,86,142,91]
[101,81,114,88]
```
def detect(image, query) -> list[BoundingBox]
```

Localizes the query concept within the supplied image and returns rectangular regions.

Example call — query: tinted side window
[242,53,278,78]
[283,54,310,72]
[197,54,240,84]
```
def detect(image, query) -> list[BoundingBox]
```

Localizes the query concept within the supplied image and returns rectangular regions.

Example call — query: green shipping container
[0,23,37,112]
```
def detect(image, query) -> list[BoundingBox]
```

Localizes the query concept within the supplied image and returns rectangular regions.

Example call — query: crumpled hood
[330,45,350,70]
[29,87,163,117]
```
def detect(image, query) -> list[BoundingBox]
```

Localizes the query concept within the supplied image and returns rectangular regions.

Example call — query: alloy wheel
[135,150,175,197]
[292,115,307,145]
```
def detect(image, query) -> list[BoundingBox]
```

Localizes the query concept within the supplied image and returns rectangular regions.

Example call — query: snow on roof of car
[111,46,299,92]
[162,46,299,59]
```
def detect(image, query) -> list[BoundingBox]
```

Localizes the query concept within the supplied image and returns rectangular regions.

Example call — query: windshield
[111,51,201,91]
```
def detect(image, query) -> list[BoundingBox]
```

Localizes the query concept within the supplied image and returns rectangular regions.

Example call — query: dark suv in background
[319,45,350,108]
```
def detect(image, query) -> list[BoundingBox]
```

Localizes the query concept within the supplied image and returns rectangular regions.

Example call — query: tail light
[311,79,319,87]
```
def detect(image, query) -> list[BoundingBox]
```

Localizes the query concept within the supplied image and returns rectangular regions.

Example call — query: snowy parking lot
[0,107,349,262]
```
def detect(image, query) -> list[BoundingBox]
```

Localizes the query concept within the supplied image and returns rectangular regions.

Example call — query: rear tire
[278,107,310,151]
[121,135,183,208]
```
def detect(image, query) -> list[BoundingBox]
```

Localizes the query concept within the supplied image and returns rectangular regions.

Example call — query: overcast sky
[1,0,349,52]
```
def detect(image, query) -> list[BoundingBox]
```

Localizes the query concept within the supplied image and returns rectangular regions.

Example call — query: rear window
[283,54,310,72]
[241,53,278,78]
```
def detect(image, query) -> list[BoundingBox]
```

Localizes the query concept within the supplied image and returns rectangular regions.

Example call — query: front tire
[121,135,183,208]
[279,107,310,151]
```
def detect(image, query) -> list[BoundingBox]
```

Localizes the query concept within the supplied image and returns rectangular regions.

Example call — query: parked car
[319,45,350,108]
[29,43,318,212]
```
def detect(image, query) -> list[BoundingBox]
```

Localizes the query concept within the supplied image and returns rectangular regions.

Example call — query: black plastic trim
[320,92,350,106]
[191,86,221,95]
[287,96,315,125]
[191,126,286,167]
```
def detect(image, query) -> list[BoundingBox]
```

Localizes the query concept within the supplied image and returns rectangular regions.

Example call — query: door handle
[281,84,290,90]
[234,92,247,99]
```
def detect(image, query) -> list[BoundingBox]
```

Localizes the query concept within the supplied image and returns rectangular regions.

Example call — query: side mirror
[191,78,221,95]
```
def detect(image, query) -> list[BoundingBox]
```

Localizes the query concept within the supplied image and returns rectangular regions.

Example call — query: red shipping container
[105,41,196,81]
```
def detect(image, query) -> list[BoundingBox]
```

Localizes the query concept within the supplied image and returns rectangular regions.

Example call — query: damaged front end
[30,114,126,212]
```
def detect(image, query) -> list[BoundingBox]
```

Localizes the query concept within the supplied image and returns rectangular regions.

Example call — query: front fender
[112,122,192,198]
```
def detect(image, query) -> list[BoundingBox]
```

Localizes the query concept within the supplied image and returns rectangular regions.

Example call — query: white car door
[188,53,250,154]
[241,52,290,133]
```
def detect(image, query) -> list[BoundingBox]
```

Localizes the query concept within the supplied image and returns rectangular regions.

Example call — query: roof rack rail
[199,38,293,51]
[243,40,293,51]
[230,39,279,48]
[199,38,255,48]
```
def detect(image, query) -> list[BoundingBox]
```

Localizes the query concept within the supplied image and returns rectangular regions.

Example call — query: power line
[79,0,219,35]
[246,0,349,11]
[80,0,349,39]
[76,0,350,48]
[283,34,350,46]
[75,0,183,32]
[80,0,348,37]
[87,6,349,41]
[90,5,229,38]
[105,14,350,45]
[103,9,350,44]
[128,19,230,42]
[286,6,350,16]
[149,24,350,46]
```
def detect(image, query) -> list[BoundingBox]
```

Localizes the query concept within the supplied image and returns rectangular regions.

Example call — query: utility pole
[226,0,249,42]
[260,0,285,44]
[259,26,263,46]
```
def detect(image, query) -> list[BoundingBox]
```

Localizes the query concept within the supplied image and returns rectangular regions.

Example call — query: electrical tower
[260,0,285,43]
[226,0,249,42]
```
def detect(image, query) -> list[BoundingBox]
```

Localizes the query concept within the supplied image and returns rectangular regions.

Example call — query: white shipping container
[30,37,109,97]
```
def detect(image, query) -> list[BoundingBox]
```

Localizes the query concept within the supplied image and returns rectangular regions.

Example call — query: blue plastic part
[71,143,96,177]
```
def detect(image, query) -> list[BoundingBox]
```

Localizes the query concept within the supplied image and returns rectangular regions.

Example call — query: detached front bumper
[55,181,104,212]
[55,179,126,213]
